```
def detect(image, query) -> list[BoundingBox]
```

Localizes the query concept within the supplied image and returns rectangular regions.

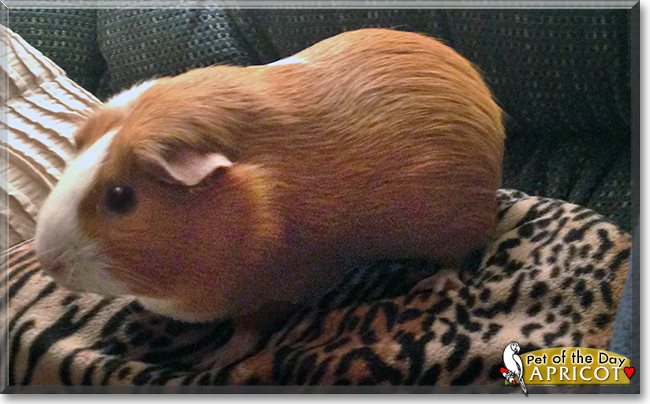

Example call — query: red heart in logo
[624,367,635,379]
[500,367,508,374]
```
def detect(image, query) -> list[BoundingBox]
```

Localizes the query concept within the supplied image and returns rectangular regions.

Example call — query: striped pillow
[0,25,101,249]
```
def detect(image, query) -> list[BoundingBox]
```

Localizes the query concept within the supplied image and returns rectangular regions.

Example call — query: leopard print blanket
[1,189,630,389]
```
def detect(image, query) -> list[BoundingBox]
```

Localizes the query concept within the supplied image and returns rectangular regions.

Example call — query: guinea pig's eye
[105,186,137,214]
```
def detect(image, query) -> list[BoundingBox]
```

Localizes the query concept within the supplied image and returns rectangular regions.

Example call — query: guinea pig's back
[250,29,505,263]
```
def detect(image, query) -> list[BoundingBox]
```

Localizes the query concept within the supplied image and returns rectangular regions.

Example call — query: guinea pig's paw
[192,324,263,371]
[409,269,465,297]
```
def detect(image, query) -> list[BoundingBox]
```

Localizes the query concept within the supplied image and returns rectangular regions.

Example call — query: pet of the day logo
[500,341,634,395]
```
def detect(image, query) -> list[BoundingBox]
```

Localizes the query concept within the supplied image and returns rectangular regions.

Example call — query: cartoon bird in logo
[501,341,528,396]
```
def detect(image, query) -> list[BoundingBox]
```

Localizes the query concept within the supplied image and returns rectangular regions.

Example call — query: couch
[1,6,636,391]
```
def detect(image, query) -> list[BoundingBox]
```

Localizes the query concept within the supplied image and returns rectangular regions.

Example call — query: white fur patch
[136,297,191,321]
[35,129,130,296]
[267,56,306,66]
[106,80,157,109]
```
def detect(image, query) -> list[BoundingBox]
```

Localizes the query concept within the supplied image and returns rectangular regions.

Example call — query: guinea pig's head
[35,76,280,322]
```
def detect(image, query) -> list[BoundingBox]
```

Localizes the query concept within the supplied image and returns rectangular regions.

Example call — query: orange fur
[73,108,123,151]
[72,29,505,321]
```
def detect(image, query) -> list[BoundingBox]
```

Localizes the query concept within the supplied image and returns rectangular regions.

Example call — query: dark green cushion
[95,9,258,98]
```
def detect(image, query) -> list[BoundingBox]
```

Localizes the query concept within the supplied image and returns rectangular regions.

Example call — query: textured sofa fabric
[7,8,632,233]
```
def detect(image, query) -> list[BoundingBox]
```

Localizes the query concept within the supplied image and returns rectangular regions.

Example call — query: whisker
[102,263,169,295]
[33,246,59,257]
[59,249,78,285]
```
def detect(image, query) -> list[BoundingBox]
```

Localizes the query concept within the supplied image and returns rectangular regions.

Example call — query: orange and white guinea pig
[35,28,505,323]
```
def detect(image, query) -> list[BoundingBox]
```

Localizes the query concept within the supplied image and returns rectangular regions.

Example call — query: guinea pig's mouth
[36,249,68,278]
[37,247,132,297]
[39,257,81,291]
[47,260,65,277]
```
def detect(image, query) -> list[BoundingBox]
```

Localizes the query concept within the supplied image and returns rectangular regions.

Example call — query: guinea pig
[35,28,505,323]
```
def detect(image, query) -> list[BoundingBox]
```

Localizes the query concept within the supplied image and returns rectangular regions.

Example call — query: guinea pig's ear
[141,147,233,187]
